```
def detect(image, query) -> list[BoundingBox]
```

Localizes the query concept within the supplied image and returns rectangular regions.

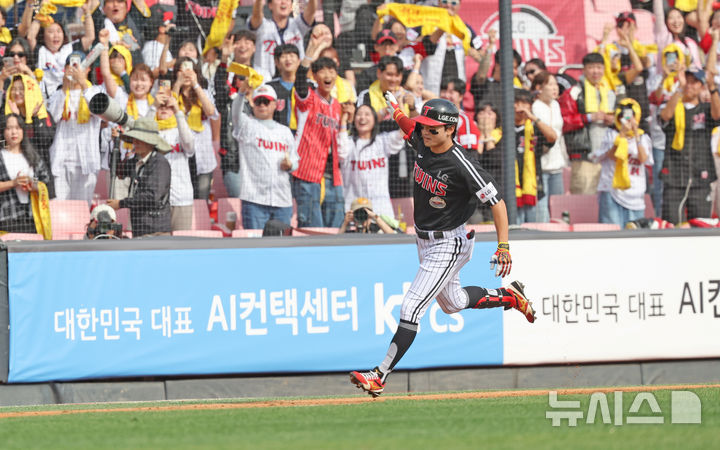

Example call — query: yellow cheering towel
[612,134,632,190]
[377,3,472,51]
[673,0,697,12]
[514,119,537,207]
[595,43,622,91]
[0,27,11,44]
[36,2,58,28]
[127,93,154,119]
[62,82,92,124]
[661,43,687,93]
[50,0,86,6]
[513,77,522,88]
[156,114,178,130]
[228,62,264,89]
[5,75,49,124]
[369,81,410,116]
[177,94,204,132]
[672,100,685,151]
[333,76,356,104]
[31,181,52,240]
[109,45,133,87]
[203,0,239,54]
[490,127,502,143]
[584,78,611,113]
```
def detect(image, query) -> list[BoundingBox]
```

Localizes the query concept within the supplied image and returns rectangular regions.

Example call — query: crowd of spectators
[0,0,719,237]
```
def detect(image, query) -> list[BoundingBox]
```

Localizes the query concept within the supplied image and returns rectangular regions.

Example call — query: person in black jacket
[107,117,172,237]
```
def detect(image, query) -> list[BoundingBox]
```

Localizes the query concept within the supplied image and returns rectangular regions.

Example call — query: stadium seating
[572,223,622,231]
[232,229,263,238]
[191,199,212,230]
[172,230,224,238]
[521,222,572,232]
[549,194,599,224]
[49,199,91,240]
[218,198,242,230]
[0,233,44,241]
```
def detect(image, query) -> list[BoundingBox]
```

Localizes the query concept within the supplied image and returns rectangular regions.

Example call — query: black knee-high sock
[463,286,515,310]
[377,319,417,379]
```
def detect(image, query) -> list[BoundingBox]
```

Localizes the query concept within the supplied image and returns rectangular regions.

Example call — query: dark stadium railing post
[498,0,517,224]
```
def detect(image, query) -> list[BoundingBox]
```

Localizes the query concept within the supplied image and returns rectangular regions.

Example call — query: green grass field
[0,387,717,449]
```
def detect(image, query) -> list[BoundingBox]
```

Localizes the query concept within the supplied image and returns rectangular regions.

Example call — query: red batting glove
[489,242,512,278]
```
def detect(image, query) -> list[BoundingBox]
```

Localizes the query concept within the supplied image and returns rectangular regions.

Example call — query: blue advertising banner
[7,241,503,382]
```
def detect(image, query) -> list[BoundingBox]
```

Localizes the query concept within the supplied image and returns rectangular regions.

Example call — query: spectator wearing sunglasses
[523,58,546,89]
[230,84,298,230]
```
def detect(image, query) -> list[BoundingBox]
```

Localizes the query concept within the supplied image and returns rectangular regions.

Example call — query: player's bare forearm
[491,199,509,244]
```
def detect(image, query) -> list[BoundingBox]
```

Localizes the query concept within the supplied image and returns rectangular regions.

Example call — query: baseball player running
[350,94,536,398]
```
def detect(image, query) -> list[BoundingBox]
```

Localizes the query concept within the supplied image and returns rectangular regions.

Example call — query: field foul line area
[1,384,718,419]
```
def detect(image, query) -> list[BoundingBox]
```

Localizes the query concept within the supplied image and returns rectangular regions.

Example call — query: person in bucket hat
[106,117,172,237]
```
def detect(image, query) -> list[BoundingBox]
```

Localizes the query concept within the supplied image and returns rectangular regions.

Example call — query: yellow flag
[203,0,239,54]
[377,3,472,51]
[228,62,264,89]
[31,182,52,240]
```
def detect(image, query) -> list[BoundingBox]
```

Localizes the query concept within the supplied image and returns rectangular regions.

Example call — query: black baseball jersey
[408,126,503,231]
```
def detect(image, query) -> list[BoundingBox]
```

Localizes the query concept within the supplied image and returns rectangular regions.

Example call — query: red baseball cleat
[350,367,385,397]
[506,281,536,323]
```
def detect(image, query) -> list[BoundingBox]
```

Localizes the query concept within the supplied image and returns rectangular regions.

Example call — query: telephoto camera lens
[353,208,368,224]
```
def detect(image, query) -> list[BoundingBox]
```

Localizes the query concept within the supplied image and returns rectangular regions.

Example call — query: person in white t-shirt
[249,0,317,77]
[530,71,566,222]
[593,98,652,227]
[231,84,298,230]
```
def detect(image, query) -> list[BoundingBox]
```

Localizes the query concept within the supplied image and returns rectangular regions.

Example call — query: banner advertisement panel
[7,242,502,382]
[503,237,720,365]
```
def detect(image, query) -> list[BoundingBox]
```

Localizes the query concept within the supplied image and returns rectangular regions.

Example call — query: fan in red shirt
[440,78,481,152]
[291,33,347,228]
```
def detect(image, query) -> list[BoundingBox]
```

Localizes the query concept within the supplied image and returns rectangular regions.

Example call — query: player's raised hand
[384,91,400,110]
[489,242,512,277]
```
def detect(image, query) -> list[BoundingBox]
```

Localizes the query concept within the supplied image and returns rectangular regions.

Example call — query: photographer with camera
[339,197,398,234]
[106,117,172,237]
[85,204,123,239]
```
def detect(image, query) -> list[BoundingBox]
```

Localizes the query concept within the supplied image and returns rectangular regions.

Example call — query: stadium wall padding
[2,231,720,383]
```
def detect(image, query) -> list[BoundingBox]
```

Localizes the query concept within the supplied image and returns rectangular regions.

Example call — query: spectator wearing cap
[596,13,649,129]
[26,1,95,99]
[420,0,487,96]
[107,117,172,237]
[92,0,145,64]
[339,197,398,234]
[141,4,175,79]
[559,52,616,195]
[230,84,298,230]
[249,0,317,78]
[659,62,720,223]
[355,29,400,93]
[268,44,301,129]
[46,51,105,203]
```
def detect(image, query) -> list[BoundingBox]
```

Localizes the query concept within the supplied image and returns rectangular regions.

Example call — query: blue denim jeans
[292,178,323,227]
[321,180,345,228]
[516,204,537,224]
[536,171,565,223]
[223,171,242,199]
[651,147,665,217]
[241,200,293,230]
[598,191,644,227]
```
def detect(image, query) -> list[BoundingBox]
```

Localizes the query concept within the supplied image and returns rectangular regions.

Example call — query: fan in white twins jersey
[339,104,405,219]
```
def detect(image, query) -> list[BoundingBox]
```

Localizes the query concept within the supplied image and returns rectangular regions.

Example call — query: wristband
[193,83,201,90]
[497,242,509,251]
[711,89,718,96]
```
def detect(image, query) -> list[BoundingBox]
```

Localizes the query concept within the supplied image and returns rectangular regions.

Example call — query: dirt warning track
[1,384,718,419]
